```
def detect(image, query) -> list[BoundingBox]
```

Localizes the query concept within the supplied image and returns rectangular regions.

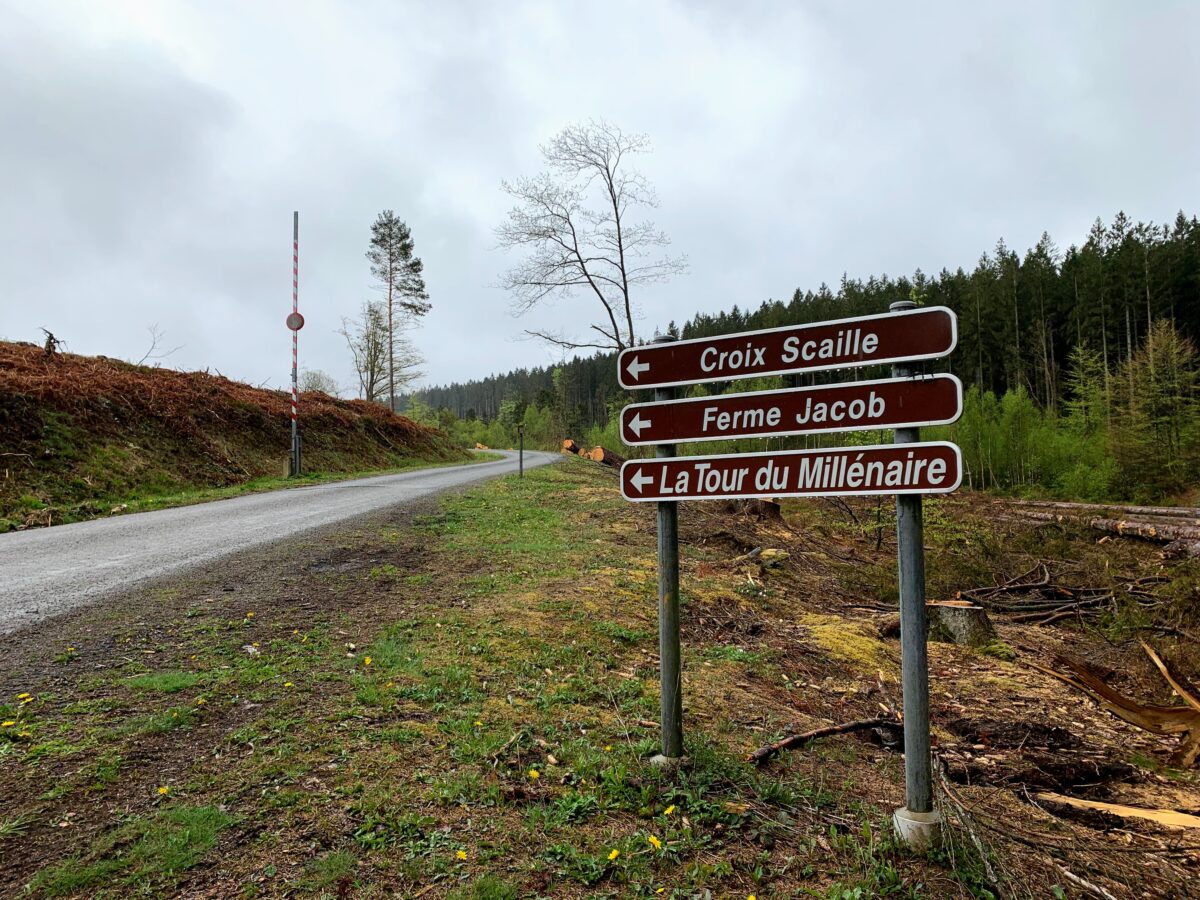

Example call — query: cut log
[929,601,996,647]
[561,439,581,455]
[1005,498,1200,521]
[588,446,625,467]
[1014,510,1200,546]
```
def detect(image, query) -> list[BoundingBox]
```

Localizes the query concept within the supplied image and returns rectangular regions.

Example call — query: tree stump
[929,601,996,647]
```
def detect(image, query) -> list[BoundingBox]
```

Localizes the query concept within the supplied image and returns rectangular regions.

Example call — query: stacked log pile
[1002,499,1200,558]
[561,440,623,469]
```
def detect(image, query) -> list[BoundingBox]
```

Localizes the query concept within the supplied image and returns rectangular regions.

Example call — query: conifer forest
[407,212,1200,502]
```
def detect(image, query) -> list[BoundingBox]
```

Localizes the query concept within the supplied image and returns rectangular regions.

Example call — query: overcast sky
[3,1,1198,392]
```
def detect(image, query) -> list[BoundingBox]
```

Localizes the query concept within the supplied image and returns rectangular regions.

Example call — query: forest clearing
[2,460,1198,898]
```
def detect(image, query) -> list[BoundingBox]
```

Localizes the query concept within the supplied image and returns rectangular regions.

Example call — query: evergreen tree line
[404,211,1200,501]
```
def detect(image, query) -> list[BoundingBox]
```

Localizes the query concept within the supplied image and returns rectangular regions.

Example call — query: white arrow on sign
[625,355,650,381]
[627,412,652,437]
[628,468,654,493]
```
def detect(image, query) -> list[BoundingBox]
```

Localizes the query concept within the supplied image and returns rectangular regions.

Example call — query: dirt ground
[1,460,1198,898]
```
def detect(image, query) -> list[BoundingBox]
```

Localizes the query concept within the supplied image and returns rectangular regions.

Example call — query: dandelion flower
[20,696,33,705]
[528,768,540,780]
[246,612,254,618]
[647,834,662,851]
[16,693,30,699]
[1,721,14,728]
[364,656,372,667]
[607,849,620,861]
[157,786,170,795]
[284,682,294,688]
[664,805,675,816]
[196,698,207,705]
[456,850,467,860]
[473,721,483,727]
[749,895,757,900]
[604,745,612,752]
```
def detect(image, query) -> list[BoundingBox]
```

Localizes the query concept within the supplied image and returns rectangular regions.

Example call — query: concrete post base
[648,754,688,771]
[893,807,942,851]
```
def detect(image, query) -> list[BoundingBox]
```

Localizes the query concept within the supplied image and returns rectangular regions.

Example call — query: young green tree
[367,211,430,411]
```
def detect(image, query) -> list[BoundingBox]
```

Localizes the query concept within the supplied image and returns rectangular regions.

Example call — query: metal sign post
[889,300,941,850]
[288,211,303,477]
[518,424,525,478]
[618,307,960,844]
[651,334,684,763]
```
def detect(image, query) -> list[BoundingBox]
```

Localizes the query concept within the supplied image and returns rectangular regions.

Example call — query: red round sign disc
[286,312,305,331]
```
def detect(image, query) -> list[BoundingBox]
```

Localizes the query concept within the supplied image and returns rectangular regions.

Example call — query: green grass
[126,671,200,693]
[30,805,236,897]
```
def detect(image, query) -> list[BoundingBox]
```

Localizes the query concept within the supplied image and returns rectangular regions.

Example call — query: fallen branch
[1030,648,1200,767]
[748,717,898,765]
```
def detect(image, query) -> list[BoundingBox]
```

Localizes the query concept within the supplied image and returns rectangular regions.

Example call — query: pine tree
[367,211,429,411]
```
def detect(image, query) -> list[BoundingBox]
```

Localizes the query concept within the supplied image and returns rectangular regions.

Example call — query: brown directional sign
[620,374,962,446]
[618,306,956,390]
[620,442,962,501]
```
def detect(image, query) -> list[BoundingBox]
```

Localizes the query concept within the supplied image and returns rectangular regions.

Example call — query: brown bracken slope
[0,341,461,528]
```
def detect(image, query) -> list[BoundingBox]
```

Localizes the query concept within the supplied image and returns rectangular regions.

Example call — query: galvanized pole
[518,424,525,478]
[889,300,940,849]
[290,211,301,476]
[651,334,684,762]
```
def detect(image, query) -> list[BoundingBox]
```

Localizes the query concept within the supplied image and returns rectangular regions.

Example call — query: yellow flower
[284,682,294,688]
[16,693,30,699]
[157,786,170,795]
[20,696,33,705]
[473,721,483,727]
[196,698,206,705]
[528,768,540,780]
[292,630,299,635]
[1,721,14,728]
[664,805,675,816]
[647,834,662,851]
[607,849,620,861]
[456,850,467,860]
[748,895,757,900]
[364,656,372,667]
[245,612,254,618]
[67,647,76,653]
[604,745,613,752]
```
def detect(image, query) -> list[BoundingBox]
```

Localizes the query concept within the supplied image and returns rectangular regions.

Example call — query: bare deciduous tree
[299,369,339,395]
[340,300,423,405]
[134,324,183,366]
[496,120,686,351]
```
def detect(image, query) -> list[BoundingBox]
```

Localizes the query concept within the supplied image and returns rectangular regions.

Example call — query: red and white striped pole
[290,211,301,475]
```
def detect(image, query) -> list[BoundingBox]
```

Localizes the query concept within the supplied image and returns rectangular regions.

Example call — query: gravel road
[0,451,559,634]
